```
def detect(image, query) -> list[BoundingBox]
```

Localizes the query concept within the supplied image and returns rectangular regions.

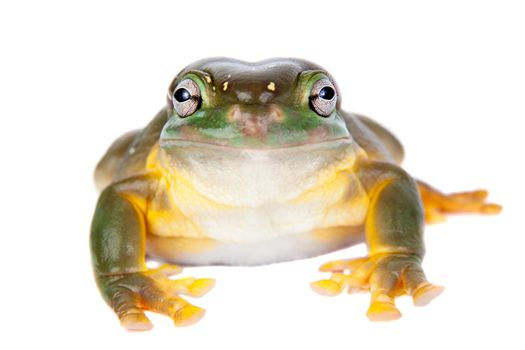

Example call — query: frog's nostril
[242,116,268,138]
[228,105,283,138]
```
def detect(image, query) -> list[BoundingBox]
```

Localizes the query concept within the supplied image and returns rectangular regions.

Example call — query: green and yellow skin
[91,58,501,330]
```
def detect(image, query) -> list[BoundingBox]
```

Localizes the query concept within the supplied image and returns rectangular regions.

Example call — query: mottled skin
[91,58,501,330]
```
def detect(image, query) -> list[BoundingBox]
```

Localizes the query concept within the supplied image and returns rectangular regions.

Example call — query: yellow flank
[145,143,232,240]
[147,235,219,256]
[363,178,394,256]
[291,147,369,229]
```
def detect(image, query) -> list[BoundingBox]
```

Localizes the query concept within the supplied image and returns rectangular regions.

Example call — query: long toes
[188,278,215,297]
[319,259,351,272]
[413,283,445,306]
[480,203,502,214]
[147,264,183,278]
[120,312,153,331]
[310,279,343,296]
[173,305,206,327]
[424,208,447,224]
[166,277,216,297]
[448,189,488,202]
[367,302,402,321]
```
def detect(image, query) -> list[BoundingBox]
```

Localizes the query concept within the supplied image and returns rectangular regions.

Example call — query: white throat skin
[159,139,361,207]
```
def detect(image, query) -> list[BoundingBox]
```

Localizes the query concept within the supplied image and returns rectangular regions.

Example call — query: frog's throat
[150,140,366,208]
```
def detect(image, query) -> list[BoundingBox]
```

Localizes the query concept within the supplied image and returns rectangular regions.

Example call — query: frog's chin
[157,137,361,207]
[159,136,352,152]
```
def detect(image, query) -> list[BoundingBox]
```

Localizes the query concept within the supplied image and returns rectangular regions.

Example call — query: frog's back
[342,111,404,164]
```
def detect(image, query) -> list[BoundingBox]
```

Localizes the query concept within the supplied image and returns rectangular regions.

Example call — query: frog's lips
[160,136,352,151]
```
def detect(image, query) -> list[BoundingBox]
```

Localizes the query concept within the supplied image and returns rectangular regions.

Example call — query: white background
[1,0,523,349]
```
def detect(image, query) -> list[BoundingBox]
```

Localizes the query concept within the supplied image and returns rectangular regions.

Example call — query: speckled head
[160,57,350,149]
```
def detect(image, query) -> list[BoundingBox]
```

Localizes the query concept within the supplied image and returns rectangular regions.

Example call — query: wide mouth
[160,136,352,151]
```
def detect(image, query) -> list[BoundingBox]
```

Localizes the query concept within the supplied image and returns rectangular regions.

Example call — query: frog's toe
[100,271,213,330]
[319,257,367,273]
[146,263,183,278]
[310,279,343,296]
[173,304,206,327]
[166,277,216,298]
[120,312,154,331]
[418,182,502,223]
[367,301,402,321]
[412,283,445,306]
[110,286,154,331]
[401,263,444,306]
[313,254,442,321]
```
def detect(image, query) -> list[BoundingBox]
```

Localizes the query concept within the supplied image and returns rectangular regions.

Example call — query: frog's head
[160,58,350,150]
[159,58,356,205]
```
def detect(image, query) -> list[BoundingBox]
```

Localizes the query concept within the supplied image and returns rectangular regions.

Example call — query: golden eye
[171,79,201,117]
[309,78,337,117]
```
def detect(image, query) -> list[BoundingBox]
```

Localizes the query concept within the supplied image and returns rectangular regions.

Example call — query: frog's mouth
[160,136,352,151]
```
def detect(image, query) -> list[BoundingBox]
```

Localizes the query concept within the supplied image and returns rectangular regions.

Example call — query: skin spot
[269,105,284,122]
[227,105,242,122]
[222,81,229,91]
[259,92,273,103]
[267,82,276,91]
[236,91,253,103]
[212,86,216,91]
[204,76,212,83]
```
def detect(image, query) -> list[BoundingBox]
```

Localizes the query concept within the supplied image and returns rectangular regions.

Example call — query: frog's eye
[172,79,201,117]
[309,78,337,117]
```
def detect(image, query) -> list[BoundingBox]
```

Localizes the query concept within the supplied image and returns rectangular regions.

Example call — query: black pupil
[174,88,191,102]
[319,86,335,100]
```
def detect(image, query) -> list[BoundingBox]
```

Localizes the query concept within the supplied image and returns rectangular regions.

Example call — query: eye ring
[309,78,337,117]
[171,79,201,117]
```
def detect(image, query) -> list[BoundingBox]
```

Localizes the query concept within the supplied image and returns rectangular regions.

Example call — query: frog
[91,57,501,330]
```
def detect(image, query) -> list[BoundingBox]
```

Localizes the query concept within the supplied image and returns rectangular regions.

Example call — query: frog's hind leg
[416,180,502,223]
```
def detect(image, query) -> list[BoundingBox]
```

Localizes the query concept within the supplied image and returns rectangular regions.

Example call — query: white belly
[147,226,365,266]
[146,140,369,265]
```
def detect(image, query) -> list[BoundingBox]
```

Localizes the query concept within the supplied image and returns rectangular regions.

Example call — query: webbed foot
[417,181,501,223]
[96,264,215,331]
[311,254,444,321]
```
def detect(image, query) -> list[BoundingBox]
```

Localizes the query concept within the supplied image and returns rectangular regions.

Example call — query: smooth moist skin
[91,58,500,329]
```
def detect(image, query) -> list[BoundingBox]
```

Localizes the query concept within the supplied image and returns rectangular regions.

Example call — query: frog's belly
[146,226,365,266]
[146,154,369,265]
[146,190,369,265]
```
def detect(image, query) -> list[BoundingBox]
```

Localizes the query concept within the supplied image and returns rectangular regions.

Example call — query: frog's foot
[311,254,444,321]
[417,181,502,224]
[97,264,215,331]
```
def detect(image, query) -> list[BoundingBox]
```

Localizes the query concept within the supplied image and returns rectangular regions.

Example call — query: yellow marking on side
[147,235,219,256]
[144,145,235,240]
[267,82,276,91]
[222,81,229,91]
[204,75,212,83]
[290,147,369,228]
[146,143,160,170]
[364,178,394,256]
[310,225,364,243]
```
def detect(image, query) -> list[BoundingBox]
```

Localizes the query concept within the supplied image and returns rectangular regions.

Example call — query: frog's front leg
[312,161,443,321]
[90,180,214,331]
